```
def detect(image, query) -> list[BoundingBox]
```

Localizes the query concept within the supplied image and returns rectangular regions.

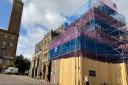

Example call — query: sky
[0,0,128,59]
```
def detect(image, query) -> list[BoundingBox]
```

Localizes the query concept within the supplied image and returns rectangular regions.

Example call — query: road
[0,74,44,85]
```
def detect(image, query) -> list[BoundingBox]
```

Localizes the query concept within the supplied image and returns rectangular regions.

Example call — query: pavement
[0,74,47,85]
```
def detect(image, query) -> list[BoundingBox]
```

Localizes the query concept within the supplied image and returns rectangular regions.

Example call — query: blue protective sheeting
[49,36,81,60]
[49,35,122,60]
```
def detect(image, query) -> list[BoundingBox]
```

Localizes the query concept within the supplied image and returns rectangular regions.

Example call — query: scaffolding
[49,0,128,63]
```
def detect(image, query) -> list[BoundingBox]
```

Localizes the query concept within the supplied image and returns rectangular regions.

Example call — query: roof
[0,28,18,37]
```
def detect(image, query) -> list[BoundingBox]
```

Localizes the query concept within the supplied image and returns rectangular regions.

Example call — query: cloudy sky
[0,0,128,59]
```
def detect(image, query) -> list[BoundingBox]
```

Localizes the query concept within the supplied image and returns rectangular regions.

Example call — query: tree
[14,55,30,75]
[7,61,15,67]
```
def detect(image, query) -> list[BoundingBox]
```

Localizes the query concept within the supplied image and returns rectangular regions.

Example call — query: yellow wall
[51,59,61,84]
[59,57,127,85]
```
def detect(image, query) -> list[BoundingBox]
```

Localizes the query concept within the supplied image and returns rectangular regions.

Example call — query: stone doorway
[43,64,46,79]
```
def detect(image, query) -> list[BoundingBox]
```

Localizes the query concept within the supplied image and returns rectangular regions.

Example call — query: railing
[96,4,126,25]
[111,13,126,24]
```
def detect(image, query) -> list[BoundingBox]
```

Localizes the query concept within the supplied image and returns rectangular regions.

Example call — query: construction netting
[49,0,128,63]
[63,0,118,28]
[49,35,123,61]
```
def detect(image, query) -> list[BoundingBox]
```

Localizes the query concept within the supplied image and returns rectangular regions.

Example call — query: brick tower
[0,0,23,71]
[8,0,23,35]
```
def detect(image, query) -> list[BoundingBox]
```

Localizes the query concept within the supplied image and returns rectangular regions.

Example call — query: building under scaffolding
[49,0,128,85]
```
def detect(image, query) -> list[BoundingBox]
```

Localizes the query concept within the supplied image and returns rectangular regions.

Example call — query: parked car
[5,67,18,74]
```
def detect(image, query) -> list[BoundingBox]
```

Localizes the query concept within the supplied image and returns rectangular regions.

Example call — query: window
[0,49,2,58]
[0,59,2,64]
[0,48,5,58]
[44,53,47,57]
[11,36,15,40]
[3,41,6,46]
[89,70,96,77]
[10,43,13,47]
[4,35,8,39]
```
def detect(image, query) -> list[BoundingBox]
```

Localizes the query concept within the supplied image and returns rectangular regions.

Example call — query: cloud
[17,26,47,58]
[21,0,89,28]
[10,0,128,59]
[16,0,88,59]
[8,0,12,3]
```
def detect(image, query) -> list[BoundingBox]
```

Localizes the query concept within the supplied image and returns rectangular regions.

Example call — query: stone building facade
[29,26,64,81]
[0,0,23,72]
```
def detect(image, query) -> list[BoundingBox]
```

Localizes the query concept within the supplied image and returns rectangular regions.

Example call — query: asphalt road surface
[0,74,42,85]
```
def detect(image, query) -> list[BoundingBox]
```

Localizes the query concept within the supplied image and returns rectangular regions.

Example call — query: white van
[5,67,18,74]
